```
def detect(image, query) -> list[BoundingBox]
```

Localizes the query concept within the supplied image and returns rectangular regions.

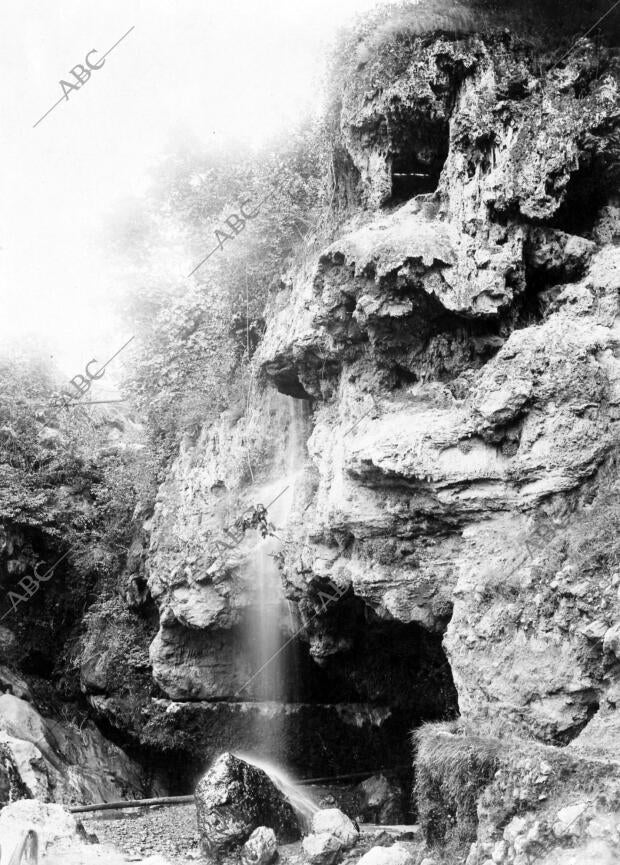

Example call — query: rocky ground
[83,805,201,863]
[84,806,421,865]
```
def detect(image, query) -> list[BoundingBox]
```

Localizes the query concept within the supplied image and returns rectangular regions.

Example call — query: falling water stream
[244,397,306,697]
[237,395,319,818]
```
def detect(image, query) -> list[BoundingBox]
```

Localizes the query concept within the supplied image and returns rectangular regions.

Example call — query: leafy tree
[108,123,328,457]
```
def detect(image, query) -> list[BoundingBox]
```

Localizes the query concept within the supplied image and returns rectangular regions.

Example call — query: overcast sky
[0,0,390,384]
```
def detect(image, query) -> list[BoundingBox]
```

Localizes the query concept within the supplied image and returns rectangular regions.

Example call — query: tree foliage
[109,123,328,457]
[0,353,155,574]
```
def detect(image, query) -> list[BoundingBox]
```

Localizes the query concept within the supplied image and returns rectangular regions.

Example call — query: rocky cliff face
[256,23,620,745]
[86,4,619,824]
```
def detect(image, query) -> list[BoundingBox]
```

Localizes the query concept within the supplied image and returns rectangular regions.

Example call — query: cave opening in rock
[234,590,459,788]
[551,154,611,237]
[387,120,450,205]
[146,589,460,802]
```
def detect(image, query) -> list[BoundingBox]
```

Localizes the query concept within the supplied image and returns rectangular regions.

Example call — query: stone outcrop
[139,699,402,781]
[0,694,148,804]
[415,720,620,864]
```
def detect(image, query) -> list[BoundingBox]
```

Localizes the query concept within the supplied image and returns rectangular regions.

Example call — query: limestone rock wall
[122,10,620,778]
[255,25,620,744]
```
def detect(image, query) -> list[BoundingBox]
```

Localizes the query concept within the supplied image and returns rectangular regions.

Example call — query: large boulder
[195,752,301,860]
[0,739,30,804]
[0,800,80,853]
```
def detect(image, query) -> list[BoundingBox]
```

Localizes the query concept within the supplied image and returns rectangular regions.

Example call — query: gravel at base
[83,804,421,865]
[83,804,201,863]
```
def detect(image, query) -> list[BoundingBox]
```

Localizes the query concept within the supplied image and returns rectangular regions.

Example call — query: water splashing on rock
[234,751,319,830]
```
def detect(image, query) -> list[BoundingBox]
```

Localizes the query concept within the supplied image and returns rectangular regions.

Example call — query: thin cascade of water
[233,751,319,830]
[242,395,308,709]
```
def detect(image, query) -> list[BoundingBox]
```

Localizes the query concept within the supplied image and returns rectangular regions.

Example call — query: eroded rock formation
[255,17,620,746]
[123,3,620,785]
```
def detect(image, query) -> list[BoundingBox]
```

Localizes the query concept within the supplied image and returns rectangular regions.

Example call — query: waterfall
[241,395,309,721]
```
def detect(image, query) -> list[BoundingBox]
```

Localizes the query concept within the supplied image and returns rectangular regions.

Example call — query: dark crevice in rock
[551,154,614,238]
[550,694,601,747]
[261,363,315,399]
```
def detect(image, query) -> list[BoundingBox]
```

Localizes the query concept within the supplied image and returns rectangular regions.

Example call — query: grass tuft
[413,720,501,846]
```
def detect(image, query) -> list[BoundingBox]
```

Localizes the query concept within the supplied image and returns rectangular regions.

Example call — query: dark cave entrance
[149,591,459,805]
[237,589,459,784]
[387,119,450,205]
[551,153,615,237]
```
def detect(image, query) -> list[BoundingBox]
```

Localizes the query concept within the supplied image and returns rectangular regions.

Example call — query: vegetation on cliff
[109,125,328,458]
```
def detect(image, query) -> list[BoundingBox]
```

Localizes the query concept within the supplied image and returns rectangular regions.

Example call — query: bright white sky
[0,0,392,385]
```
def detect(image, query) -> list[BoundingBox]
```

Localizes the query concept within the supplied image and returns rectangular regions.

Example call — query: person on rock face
[234,504,275,539]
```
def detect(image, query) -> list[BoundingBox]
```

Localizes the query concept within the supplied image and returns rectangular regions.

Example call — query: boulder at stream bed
[302,808,360,864]
[195,752,301,860]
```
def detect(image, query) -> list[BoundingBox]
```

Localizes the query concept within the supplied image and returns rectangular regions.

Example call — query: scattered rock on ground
[84,804,200,863]
[311,808,359,848]
[241,826,278,865]
[302,808,360,865]
[302,831,344,865]
[356,844,414,865]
